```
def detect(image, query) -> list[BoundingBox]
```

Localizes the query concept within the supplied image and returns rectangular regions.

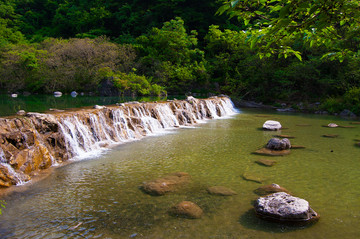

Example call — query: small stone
[16,110,26,116]
[141,172,190,196]
[207,186,237,196]
[170,201,203,219]
[93,105,105,109]
[53,91,62,97]
[254,184,290,196]
[327,123,338,128]
[263,120,282,131]
[266,138,291,150]
[255,159,276,167]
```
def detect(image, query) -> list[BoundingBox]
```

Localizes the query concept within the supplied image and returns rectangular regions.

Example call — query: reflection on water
[1,110,360,238]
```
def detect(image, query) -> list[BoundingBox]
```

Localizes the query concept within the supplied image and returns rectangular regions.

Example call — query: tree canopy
[218,0,360,61]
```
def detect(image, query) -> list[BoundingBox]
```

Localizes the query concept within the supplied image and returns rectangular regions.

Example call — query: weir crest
[0,96,238,188]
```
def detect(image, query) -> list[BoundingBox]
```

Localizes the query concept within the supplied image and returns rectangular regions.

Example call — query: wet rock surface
[141,172,191,196]
[255,159,276,167]
[254,192,319,224]
[242,172,262,184]
[170,201,203,219]
[266,138,291,150]
[207,186,237,196]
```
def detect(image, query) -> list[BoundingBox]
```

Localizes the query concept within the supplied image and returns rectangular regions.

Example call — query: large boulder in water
[263,120,282,130]
[266,138,291,150]
[170,201,203,219]
[141,172,191,196]
[254,192,319,224]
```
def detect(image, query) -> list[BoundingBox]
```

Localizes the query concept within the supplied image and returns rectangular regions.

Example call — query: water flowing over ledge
[0,96,238,188]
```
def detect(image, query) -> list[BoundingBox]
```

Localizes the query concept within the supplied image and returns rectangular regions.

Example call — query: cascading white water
[56,97,237,160]
[0,97,238,187]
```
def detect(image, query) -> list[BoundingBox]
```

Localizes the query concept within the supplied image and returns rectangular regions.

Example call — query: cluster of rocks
[141,172,237,219]
[247,120,320,225]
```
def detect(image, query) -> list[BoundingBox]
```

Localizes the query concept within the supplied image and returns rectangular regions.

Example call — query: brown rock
[255,159,276,167]
[170,201,203,219]
[254,184,291,196]
[141,172,191,196]
[207,186,237,196]
[254,148,291,156]
[0,164,17,187]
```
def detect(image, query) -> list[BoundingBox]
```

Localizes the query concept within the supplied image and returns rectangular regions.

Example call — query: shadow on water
[238,209,318,233]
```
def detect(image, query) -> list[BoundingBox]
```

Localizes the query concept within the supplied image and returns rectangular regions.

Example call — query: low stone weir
[0,96,237,188]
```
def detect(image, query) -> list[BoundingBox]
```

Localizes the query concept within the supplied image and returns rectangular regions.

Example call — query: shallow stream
[0,109,359,238]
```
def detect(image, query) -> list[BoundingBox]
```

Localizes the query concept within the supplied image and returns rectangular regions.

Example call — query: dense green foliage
[0,0,359,113]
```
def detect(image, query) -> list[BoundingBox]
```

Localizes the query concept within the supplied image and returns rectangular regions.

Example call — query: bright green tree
[218,0,360,61]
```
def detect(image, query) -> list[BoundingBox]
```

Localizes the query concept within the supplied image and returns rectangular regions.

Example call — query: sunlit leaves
[218,0,360,60]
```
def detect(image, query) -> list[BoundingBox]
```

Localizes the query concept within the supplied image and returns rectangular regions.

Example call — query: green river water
[0,109,359,238]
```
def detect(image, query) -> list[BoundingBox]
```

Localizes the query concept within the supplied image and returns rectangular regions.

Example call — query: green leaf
[294,52,302,61]
[230,0,239,8]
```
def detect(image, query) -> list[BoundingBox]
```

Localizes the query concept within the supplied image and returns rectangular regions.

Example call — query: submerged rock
[263,120,282,131]
[170,201,203,219]
[254,184,290,196]
[254,148,291,156]
[255,159,276,167]
[141,172,191,196]
[266,138,291,150]
[254,192,319,224]
[207,186,237,196]
[323,134,339,138]
[242,172,262,184]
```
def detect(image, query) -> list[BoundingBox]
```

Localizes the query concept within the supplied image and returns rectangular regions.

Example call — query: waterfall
[0,96,238,187]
